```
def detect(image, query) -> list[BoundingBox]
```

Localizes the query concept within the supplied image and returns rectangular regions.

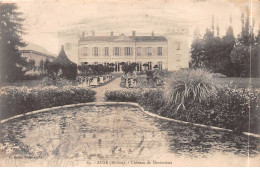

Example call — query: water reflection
[0,105,259,165]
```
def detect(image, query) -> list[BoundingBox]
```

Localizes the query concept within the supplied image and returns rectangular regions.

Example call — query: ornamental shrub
[105,89,141,102]
[104,86,260,134]
[0,86,96,120]
[211,88,260,133]
[138,88,167,114]
[164,69,218,110]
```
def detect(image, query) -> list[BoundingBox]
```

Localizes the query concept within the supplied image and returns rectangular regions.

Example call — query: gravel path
[94,77,122,102]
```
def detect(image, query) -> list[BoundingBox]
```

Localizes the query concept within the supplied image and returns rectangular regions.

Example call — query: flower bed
[0,86,96,120]
[105,87,260,134]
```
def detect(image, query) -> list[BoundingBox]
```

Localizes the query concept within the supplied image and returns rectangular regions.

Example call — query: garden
[0,46,117,120]
[120,63,168,88]
[105,69,260,134]
[77,64,116,87]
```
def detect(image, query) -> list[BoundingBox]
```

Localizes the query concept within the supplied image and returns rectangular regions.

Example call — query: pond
[0,105,259,166]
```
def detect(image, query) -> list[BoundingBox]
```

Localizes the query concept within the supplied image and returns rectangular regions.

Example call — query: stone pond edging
[1,102,260,139]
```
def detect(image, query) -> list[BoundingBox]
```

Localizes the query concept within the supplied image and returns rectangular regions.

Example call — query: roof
[134,36,167,42]
[80,35,167,42]
[53,46,76,66]
[19,43,56,58]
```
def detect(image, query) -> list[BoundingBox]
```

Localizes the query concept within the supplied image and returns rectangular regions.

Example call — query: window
[81,47,88,56]
[93,47,99,56]
[148,62,152,70]
[124,47,131,56]
[81,62,88,65]
[104,47,109,56]
[176,42,181,50]
[158,61,162,70]
[176,54,181,61]
[114,47,120,56]
[157,47,163,56]
[115,62,120,72]
[136,47,141,56]
[147,47,152,56]
[137,62,142,71]
[66,43,71,50]
[104,62,109,66]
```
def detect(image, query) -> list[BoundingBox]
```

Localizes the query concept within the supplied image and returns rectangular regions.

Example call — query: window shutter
[131,47,133,56]
[92,47,94,56]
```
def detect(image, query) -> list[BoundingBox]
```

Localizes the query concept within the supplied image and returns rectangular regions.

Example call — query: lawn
[1,79,43,88]
[213,77,260,89]
[130,76,260,89]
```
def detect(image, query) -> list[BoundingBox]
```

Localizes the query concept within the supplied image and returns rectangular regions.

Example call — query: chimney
[82,32,85,38]
[92,31,95,36]
[111,31,113,36]
[151,31,154,39]
[132,31,136,39]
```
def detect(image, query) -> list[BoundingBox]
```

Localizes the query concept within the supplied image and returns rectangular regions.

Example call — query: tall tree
[190,29,205,68]
[221,26,235,76]
[0,2,27,83]
[231,10,258,77]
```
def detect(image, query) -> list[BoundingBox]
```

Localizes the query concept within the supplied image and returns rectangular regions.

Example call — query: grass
[213,77,260,89]
[127,76,260,89]
[1,79,44,88]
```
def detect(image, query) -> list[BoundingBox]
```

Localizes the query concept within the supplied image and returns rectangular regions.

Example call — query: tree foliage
[0,2,27,83]
[121,63,137,75]
[190,26,235,76]
[190,12,259,77]
[78,64,114,76]
[230,10,259,77]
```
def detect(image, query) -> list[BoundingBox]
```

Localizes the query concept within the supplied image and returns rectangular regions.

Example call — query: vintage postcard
[0,0,259,167]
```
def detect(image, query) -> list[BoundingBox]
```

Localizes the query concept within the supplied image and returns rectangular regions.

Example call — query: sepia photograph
[0,0,260,167]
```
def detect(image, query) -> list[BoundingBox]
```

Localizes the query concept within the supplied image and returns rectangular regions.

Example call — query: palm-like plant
[164,69,218,110]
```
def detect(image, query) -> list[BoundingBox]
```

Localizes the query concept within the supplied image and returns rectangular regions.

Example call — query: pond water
[0,105,259,166]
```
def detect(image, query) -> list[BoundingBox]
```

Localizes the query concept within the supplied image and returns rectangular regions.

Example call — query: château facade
[78,31,167,72]
[58,28,190,72]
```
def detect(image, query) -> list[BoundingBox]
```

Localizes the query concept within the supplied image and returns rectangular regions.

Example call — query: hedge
[105,88,260,134]
[0,86,96,120]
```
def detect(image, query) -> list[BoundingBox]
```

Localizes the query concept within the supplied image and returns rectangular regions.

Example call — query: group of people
[77,74,113,86]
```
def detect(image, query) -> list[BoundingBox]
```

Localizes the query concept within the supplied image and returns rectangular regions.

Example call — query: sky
[4,0,260,59]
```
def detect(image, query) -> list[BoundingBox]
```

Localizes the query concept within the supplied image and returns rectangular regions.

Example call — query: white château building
[58,28,190,72]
